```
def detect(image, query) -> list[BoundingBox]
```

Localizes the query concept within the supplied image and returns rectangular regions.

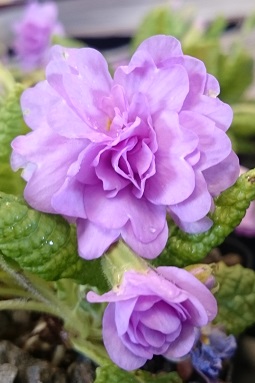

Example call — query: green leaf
[0,84,27,161]
[153,169,255,268]
[241,12,255,34]
[0,84,28,195]
[95,364,182,383]
[51,34,85,48]
[214,262,255,334]
[230,103,255,138]
[218,48,253,103]
[95,365,136,383]
[0,192,108,290]
[131,6,191,52]
[184,40,221,77]
[229,136,255,155]
[203,16,227,39]
[184,38,253,105]
[0,163,25,195]
[135,370,182,383]
[0,64,16,104]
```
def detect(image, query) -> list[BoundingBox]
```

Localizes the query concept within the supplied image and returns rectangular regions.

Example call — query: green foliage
[184,40,221,75]
[51,34,85,48]
[131,6,192,52]
[217,48,253,103]
[95,364,182,383]
[0,192,108,290]
[0,84,26,160]
[135,370,182,383]
[153,169,255,267]
[214,262,255,334]
[230,103,255,137]
[0,64,16,104]
[203,16,227,39]
[242,12,255,34]
[184,42,253,104]
[0,84,27,195]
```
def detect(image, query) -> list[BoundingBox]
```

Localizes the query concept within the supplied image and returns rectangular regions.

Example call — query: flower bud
[185,264,219,293]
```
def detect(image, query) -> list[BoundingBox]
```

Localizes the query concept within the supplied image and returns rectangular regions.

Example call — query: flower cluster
[11,35,239,260]
[87,266,217,370]
[12,1,64,70]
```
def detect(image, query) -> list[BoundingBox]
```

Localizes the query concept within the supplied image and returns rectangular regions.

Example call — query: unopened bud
[185,263,219,293]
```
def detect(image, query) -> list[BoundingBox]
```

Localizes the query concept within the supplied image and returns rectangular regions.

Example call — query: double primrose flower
[87,243,217,370]
[11,35,239,260]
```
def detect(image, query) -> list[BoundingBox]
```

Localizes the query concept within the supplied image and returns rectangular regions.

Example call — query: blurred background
[0,0,255,44]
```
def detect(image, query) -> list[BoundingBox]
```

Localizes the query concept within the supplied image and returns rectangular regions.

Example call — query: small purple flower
[12,1,64,70]
[191,327,236,382]
[87,267,217,370]
[235,166,255,237]
[11,35,239,259]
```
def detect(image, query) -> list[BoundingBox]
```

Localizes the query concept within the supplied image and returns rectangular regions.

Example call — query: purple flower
[191,327,236,382]
[87,266,217,370]
[12,1,64,70]
[235,166,255,237]
[11,35,239,260]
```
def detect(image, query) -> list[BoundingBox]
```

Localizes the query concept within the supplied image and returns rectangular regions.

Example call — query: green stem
[102,241,148,286]
[0,298,59,316]
[71,337,110,367]
[0,254,69,318]
[0,287,33,299]
[0,254,50,305]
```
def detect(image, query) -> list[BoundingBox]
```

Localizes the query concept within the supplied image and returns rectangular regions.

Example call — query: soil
[0,311,95,383]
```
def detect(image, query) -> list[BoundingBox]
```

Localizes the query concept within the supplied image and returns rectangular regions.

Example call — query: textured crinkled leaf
[0,84,28,195]
[153,169,255,268]
[0,192,108,289]
[214,262,255,334]
[0,84,27,160]
[95,364,182,383]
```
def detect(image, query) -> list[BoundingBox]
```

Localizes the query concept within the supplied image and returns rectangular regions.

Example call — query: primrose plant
[1,33,255,383]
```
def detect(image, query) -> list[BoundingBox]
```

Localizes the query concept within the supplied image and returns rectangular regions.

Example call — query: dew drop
[62,51,69,60]
[48,240,54,246]
[149,227,156,234]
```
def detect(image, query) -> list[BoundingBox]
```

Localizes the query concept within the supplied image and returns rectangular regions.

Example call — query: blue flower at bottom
[191,343,222,379]
[191,329,237,381]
